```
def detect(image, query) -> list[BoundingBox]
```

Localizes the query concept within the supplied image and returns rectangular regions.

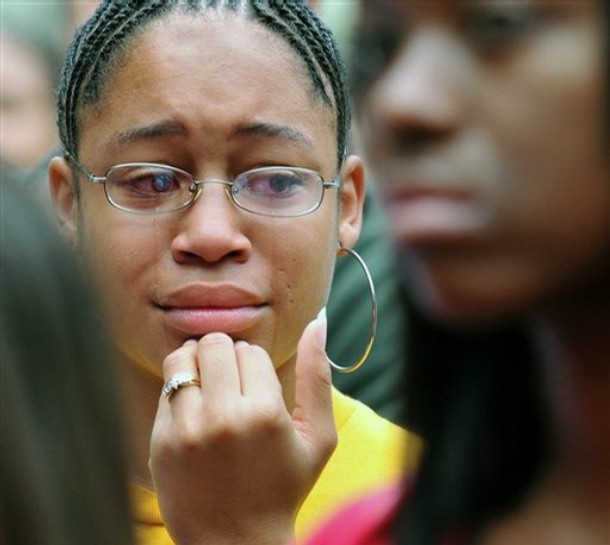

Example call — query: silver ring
[162,373,202,398]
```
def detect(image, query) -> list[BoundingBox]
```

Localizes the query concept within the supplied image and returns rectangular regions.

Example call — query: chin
[412,281,535,328]
[402,253,542,325]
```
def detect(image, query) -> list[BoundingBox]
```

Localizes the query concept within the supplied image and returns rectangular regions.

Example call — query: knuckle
[202,411,244,444]
[154,418,207,455]
[246,343,269,358]
[317,362,333,388]
[238,343,273,367]
[150,432,180,462]
[252,399,287,432]
[200,332,232,347]
[162,349,189,374]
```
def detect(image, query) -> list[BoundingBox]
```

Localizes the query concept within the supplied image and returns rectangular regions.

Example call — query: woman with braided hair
[48,2,418,544]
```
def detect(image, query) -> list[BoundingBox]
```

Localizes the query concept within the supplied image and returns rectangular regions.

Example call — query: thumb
[292,307,337,460]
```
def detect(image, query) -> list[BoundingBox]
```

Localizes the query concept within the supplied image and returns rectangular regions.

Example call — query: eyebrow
[235,122,314,148]
[111,121,187,147]
[107,120,314,150]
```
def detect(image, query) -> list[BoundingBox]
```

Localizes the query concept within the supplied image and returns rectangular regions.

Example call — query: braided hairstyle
[57,0,349,188]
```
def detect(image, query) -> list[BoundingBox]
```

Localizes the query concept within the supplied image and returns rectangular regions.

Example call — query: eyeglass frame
[65,153,342,218]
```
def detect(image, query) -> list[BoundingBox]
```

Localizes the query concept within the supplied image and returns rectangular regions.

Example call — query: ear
[338,154,366,249]
[48,155,79,249]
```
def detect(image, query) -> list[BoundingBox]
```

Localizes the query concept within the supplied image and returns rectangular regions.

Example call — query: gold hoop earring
[327,246,377,374]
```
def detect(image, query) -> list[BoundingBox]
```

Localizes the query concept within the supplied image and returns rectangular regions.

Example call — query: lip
[380,186,488,247]
[156,283,267,337]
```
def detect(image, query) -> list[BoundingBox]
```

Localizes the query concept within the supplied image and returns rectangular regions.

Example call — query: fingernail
[315,307,327,350]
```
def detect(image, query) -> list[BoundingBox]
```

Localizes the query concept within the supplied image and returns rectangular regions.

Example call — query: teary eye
[113,168,181,195]
[150,172,176,193]
[243,171,303,198]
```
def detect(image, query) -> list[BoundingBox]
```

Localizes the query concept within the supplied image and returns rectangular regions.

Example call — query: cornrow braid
[57,0,349,170]
[276,2,350,164]
[57,0,169,157]
[58,1,123,155]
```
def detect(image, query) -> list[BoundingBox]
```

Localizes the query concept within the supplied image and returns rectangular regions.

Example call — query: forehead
[103,13,312,103]
[78,13,334,158]
[132,12,300,73]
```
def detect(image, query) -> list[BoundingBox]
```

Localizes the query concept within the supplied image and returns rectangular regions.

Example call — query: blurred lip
[380,186,487,247]
[156,284,266,336]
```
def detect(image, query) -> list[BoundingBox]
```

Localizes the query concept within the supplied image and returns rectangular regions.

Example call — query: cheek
[264,218,337,364]
[270,207,338,295]
[491,94,608,257]
[79,203,165,313]
[79,207,175,369]
[273,245,334,307]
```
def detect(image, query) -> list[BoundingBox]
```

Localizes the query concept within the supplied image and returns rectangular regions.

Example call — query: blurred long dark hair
[0,178,133,545]
[394,302,547,544]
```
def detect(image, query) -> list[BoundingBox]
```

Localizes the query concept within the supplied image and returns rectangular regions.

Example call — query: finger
[151,339,201,470]
[235,340,284,402]
[291,308,337,461]
[196,332,241,403]
[159,339,202,411]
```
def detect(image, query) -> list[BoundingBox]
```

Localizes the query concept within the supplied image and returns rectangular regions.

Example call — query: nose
[364,29,466,154]
[170,182,252,264]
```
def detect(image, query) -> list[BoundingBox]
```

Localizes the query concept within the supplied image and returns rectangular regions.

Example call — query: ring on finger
[162,373,202,399]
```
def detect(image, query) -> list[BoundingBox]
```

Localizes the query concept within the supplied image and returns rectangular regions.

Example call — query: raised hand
[149,311,336,545]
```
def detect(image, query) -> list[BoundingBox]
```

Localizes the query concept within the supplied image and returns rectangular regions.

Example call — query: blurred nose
[170,183,252,264]
[365,29,466,154]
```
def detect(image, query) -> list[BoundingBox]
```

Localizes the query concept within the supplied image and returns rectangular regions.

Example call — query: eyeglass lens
[105,165,326,216]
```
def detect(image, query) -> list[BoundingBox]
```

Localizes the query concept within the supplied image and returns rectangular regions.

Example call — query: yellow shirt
[131,387,420,544]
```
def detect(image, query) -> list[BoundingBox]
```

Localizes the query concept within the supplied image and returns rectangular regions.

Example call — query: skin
[1,35,57,169]
[357,0,609,322]
[50,13,365,545]
[355,1,609,544]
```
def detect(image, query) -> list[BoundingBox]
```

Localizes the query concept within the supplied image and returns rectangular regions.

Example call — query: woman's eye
[149,173,177,193]
[464,6,547,54]
[245,172,303,198]
[118,171,180,194]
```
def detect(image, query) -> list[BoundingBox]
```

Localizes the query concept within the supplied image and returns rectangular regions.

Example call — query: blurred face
[355,1,609,321]
[52,15,362,376]
[0,35,57,169]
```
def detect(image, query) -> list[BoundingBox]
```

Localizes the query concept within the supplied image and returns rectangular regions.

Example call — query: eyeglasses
[67,156,340,217]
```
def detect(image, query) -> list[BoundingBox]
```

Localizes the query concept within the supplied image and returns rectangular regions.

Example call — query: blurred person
[48,2,419,544]
[0,179,133,545]
[0,31,59,170]
[306,1,609,544]
[0,2,68,171]
[0,1,99,192]
[1,3,68,212]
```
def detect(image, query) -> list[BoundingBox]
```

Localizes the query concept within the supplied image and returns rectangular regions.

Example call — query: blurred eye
[351,19,407,99]
[239,170,305,199]
[464,5,547,54]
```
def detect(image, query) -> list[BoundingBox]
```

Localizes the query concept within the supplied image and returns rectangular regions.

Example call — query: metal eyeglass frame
[65,153,341,217]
